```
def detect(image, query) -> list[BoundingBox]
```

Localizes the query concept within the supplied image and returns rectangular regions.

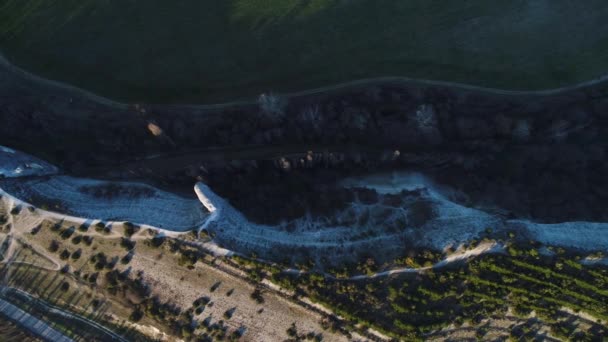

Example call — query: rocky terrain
[2,51,608,228]
[1,51,608,341]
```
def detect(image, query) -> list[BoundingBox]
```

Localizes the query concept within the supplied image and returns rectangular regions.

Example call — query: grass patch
[2,0,608,103]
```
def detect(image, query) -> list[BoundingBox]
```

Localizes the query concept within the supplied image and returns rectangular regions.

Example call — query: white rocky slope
[339,171,608,251]
[509,220,608,251]
[3,170,606,259]
[1,176,209,231]
[192,179,502,268]
[341,172,503,248]
[0,145,58,178]
[0,147,606,262]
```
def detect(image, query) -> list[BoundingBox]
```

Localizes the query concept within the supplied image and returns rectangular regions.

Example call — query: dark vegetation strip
[232,242,608,340]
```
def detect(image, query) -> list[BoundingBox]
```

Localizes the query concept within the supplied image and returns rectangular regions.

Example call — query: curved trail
[2,50,608,110]
[348,242,503,280]
[279,242,503,281]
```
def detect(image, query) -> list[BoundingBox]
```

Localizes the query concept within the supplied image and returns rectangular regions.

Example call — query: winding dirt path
[348,242,503,280]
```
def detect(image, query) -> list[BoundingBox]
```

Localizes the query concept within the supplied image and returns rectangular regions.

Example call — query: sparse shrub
[120,252,133,265]
[30,225,41,235]
[230,328,244,340]
[88,272,98,284]
[60,281,70,292]
[105,257,117,270]
[83,235,94,246]
[48,240,60,253]
[180,325,193,339]
[193,296,211,307]
[61,227,75,240]
[92,252,108,270]
[150,235,166,248]
[129,308,144,322]
[120,238,136,251]
[287,322,297,337]
[95,222,105,232]
[123,222,140,237]
[210,281,221,292]
[177,248,199,268]
[60,249,71,260]
[71,235,82,244]
[71,249,82,260]
[250,288,264,304]
[223,308,235,319]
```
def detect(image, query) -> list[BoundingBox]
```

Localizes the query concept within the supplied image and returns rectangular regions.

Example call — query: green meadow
[2,0,608,103]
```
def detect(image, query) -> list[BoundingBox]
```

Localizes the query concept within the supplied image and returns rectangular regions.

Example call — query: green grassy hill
[2,0,608,103]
